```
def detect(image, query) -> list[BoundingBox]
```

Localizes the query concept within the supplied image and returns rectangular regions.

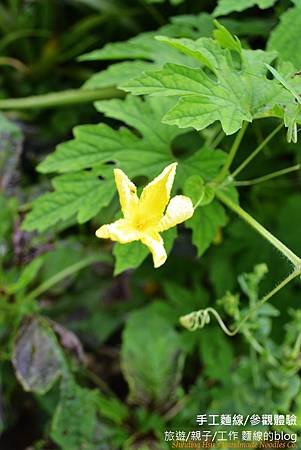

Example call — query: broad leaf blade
[121,307,184,410]
[51,381,98,450]
[122,32,280,135]
[214,0,277,17]
[186,200,227,256]
[13,317,65,394]
[24,97,226,232]
[268,6,301,69]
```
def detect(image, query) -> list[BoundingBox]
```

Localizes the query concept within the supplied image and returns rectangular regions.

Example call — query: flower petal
[114,168,139,219]
[140,231,167,268]
[139,162,177,223]
[157,195,194,232]
[95,219,139,243]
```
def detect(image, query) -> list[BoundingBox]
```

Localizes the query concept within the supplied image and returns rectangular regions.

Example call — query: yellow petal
[139,163,177,223]
[140,231,167,268]
[95,219,139,243]
[114,168,139,219]
[157,195,194,232]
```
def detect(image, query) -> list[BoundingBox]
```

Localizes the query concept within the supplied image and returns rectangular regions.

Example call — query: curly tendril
[180,307,236,336]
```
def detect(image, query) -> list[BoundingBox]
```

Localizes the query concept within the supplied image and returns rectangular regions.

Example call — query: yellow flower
[95,162,194,268]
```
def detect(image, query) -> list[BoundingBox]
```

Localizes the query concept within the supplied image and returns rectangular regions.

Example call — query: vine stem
[215,190,301,267]
[234,164,300,186]
[214,121,248,183]
[231,123,283,179]
[27,254,111,300]
[180,269,300,337]
[0,87,124,110]
[0,56,27,72]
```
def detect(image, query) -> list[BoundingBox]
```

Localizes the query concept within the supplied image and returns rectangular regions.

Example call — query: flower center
[135,218,148,231]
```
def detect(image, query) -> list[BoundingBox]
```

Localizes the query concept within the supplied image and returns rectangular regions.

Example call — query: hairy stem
[0,87,124,110]
[216,190,301,267]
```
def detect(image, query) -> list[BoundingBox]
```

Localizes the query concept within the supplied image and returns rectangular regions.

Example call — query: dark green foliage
[121,306,185,410]
[1,1,301,450]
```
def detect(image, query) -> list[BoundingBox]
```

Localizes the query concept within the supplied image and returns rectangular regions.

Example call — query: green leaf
[213,20,242,53]
[238,263,268,303]
[200,186,215,206]
[186,200,227,256]
[84,61,155,89]
[7,257,43,294]
[123,31,280,134]
[268,370,301,411]
[80,32,162,61]
[268,6,301,69]
[217,291,240,320]
[121,306,184,409]
[0,114,23,193]
[113,241,149,275]
[265,63,301,142]
[36,97,183,178]
[81,12,271,91]
[80,14,214,63]
[51,380,98,450]
[113,226,177,275]
[80,13,215,90]
[184,175,205,206]
[12,317,65,394]
[23,94,226,275]
[24,96,225,232]
[213,0,277,17]
[96,392,128,425]
[265,64,301,104]
[22,172,115,232]
[123,62,250,134]
[284,103,301,143]
[184,175,215,207]
[253,62,301,140]
[199,327,234,381]
[0,194,18,261]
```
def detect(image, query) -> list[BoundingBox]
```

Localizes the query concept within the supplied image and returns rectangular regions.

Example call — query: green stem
[292,332,301,359]
[234,164,300,186]
[243,328,265,354]
[0,87,124,110]
[216,190,301,267]
[0,56,27,72]
[230,269,300,335]
[180,269,300,337]
[231,123,283,179]
[27,254,110,300]
[214,122,248,183]
[209,128,224,149]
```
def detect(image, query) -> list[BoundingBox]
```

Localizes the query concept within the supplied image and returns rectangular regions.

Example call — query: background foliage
[1,0,301,449]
